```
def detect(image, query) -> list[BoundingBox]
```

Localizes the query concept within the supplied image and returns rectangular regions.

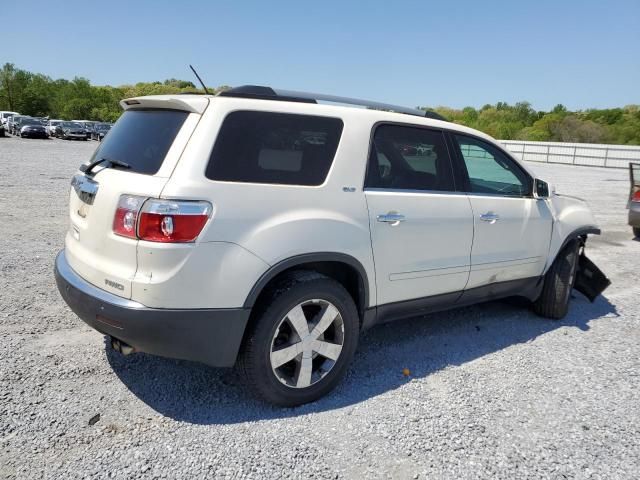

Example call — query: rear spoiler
[120,95,209,114]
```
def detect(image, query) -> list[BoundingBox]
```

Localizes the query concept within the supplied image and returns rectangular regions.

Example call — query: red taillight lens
[632,189,640,203]
[112,196,211,242]
[112,195,146,239]
[138,199,211,243]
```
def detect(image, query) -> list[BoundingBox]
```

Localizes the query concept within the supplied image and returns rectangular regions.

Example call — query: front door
[364,124,474,306]
[451,134,553,290]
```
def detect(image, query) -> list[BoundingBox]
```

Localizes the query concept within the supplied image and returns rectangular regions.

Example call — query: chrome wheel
[270,299,345,389]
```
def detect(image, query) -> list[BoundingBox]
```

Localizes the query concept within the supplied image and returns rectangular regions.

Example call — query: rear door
[64,101,206,298]
[365,124,474,306]
[450,134,553,290]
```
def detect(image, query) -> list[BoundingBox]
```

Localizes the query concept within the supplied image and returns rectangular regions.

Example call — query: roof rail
[218,85,446,121]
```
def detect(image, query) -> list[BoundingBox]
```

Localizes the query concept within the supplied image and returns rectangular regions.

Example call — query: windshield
[88,109,188,175]
[62,122,82,128]
[22,118,42,125]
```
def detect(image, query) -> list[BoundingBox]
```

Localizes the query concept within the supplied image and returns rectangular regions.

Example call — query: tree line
[0,63,229,123]
[1,63,638,144]
[425,101,640,145]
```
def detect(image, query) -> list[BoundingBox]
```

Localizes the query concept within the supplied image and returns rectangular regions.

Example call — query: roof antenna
[189,65,211,95]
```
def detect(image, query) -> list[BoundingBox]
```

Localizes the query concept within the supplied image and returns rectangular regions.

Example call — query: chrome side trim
[55,250,145,309]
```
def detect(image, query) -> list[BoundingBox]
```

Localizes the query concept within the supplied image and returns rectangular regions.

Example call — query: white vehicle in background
[54,86,610,406]
[47,119,64,136]
[0,111,20,126]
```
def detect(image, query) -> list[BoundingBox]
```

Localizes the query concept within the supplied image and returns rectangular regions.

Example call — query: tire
[533,240,580,319]
[633,227,640,239]
[239,271,359,407]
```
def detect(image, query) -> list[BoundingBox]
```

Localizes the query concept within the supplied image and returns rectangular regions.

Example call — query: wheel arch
[243,252,371,322]
[544,225,600,274]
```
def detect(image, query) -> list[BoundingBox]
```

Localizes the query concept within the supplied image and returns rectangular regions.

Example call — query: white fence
[499,140,640,169]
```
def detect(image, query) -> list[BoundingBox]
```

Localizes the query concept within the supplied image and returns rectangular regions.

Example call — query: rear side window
[206,111,343,186]
[89,109,188,175]
[365,124,455,192]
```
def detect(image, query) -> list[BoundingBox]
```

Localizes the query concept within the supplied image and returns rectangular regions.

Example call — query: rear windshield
[89,109,188,175]
[205,111,343,186]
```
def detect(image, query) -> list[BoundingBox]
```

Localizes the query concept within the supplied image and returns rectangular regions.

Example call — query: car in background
[630,163,640,238]
[73,120,97,139]
[19,118,48,139]
[7,115,27,135]
[47,119,63,136]
[91,123,112,141]
[0,111,20,126]
[58,121,88,140]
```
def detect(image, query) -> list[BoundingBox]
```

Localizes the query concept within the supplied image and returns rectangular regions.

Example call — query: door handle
[377,213,405,226]
[479,212,500,224]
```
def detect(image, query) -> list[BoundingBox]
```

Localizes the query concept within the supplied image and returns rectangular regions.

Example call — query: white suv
[55,86,610,406]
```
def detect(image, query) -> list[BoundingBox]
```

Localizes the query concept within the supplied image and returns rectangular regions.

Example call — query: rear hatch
[64,96,208,299]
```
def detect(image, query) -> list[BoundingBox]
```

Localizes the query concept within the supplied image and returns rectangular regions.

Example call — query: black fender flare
[544,226,601,275]
[557,226,600,253]
[243,252,370,310]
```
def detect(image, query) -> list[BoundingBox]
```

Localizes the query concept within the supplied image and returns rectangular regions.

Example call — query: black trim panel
[574,253,611,301]
[243,252,370,310]
[456,276,542,306]
[364,276,542,329]
[558,226,601,254]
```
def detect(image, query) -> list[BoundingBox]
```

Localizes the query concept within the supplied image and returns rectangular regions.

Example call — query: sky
[3,0,639,111]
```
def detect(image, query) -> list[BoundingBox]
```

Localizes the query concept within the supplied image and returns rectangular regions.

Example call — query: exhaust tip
[110,337,136,356]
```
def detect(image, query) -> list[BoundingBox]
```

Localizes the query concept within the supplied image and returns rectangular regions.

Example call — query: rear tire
[633,227,640,239]
[239,271,359,407]
[533,240,580,320]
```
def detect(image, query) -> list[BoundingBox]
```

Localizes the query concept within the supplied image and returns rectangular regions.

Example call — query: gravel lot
[1,135,638,479]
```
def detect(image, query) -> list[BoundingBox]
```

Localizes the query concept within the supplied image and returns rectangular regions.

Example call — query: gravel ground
[1,135,639,479]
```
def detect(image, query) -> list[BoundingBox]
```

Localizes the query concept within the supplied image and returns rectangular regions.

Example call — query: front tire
[239,271,359,407]
[533,240,580,319]
[633,227,640,239]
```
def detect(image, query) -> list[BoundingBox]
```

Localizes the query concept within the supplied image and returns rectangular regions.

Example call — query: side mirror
[534,178,550,199]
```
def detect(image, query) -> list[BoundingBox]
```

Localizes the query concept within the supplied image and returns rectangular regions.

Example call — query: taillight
[138,199,211,243]
[113,195,146,239]
[632,189,640,203]
[112,196,211,243]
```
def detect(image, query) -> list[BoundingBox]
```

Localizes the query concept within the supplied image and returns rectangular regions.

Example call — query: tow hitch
[574,252,611,302]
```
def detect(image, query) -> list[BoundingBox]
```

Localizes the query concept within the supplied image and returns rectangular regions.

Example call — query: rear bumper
[629,204,640,227]
[54,250,250,367]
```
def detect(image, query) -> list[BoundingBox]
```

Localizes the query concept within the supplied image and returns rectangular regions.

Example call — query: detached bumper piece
[54,250,250,367]
[574,253,611,302]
